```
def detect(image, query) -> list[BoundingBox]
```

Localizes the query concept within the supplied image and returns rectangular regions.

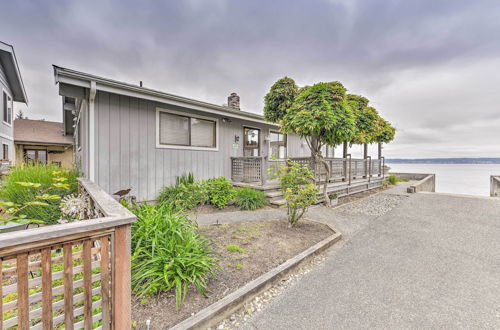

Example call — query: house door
[243,127,260,156]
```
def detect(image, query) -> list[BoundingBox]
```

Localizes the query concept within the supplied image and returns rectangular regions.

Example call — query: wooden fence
[0,178,135,330]
[230,156,384,185]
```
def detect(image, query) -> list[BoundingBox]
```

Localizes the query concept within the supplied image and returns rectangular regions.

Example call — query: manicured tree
[280,82,357,205]
[263,77,299,123]
[374,117,396,158]
[347,94,380,157]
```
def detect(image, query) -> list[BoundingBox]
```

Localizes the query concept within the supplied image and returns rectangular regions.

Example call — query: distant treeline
[386,158,500,164]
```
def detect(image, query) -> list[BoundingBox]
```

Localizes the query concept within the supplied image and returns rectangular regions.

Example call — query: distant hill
[386,158,500,164]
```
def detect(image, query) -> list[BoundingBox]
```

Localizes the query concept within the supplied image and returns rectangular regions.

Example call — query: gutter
[53,65,277,127]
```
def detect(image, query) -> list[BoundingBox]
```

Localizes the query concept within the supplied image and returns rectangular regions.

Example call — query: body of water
[387,163,500,196]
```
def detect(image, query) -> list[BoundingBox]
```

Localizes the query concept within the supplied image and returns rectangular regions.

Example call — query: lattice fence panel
[1,235,112,330]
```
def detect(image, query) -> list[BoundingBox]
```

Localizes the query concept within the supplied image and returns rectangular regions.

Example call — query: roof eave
[53,65,277,127]
[0,42,28,104]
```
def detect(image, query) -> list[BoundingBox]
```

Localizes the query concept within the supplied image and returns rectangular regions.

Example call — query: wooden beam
[41,248,53,329]
[83,240,93,330]
[100,236,111,330]
[112,225,131,329]
[16,253,29,330]
[63,243,74,329]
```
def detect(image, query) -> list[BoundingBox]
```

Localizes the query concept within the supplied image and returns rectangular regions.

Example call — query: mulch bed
[195,204,274,214]
[131,219,332,329]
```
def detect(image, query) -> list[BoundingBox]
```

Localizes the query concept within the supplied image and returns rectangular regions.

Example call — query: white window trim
[156,107,219,151]
[2,88,12,127]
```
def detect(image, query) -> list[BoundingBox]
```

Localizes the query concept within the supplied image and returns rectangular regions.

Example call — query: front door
[243,127,260,156]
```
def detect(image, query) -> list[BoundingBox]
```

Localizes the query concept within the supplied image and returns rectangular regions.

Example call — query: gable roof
[14,119,74,145]
[0,41,27,103]
[53,65,277,127]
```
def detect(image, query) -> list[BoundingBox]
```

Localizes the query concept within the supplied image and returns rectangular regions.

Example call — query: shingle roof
[14,119,74,145]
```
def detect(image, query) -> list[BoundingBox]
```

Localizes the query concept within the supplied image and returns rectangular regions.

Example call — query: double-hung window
[2,91,12,125]
[158,109,217,149]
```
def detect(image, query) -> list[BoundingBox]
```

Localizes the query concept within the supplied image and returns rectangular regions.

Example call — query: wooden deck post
[343,142,348,181]
[113,224,132,330]
[260,156,268,185]
[363,143,368,178]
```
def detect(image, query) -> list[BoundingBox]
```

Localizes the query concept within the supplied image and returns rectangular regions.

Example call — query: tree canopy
[374,117,396,143]
[281,82,356,147]
[347,94,380,144]
[263,77,299,123]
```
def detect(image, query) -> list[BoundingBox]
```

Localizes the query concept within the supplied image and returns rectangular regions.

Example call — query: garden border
[170,223,342,330]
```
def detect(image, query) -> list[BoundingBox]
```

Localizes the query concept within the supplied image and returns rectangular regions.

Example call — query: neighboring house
[0,41,28,164]
[13,119,74,167]
[53,66,312,201]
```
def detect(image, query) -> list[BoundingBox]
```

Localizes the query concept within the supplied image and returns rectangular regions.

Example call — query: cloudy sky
[1,0,500,158]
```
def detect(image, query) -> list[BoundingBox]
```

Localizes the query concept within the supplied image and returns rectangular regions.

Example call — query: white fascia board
[54,68,279,127]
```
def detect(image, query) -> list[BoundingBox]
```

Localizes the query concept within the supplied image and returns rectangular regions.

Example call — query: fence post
[347,154,352,185]
[113,224,132,330]
[260,157,268,186]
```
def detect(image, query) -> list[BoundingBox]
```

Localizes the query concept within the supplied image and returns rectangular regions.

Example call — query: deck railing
[0,178,135,329]
[231,156,384,185]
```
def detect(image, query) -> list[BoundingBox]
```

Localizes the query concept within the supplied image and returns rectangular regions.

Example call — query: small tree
[374,117,396,144]
[280,82,357,204]
[16,110,26,119]
[347,94,379,145]
[273,161,318,227]
[263,77,299,123]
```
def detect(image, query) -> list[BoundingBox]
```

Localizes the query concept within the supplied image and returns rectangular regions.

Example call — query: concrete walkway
[238,188,500,329]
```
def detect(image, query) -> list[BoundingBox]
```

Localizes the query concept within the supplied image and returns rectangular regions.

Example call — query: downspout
[89,81,96,181]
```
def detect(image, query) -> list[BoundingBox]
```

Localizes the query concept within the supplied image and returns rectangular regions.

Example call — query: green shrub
[387,174,407,185]
[271,161,318,227]
[130,203,219,309]
[234,188,267,210]
[0,164,79,224]
[157,181,207,211]
[205,177,235,209]
[176,173,195,186]
[226,244,246,253]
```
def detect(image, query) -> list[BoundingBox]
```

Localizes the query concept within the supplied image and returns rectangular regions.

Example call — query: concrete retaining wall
[490,175,500,197]
[390,172,436,193]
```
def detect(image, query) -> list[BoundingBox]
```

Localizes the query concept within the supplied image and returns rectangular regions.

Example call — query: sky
[1,0,500,158]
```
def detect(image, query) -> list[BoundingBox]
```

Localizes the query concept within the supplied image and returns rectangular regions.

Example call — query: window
[25,149,47,164]
[243,127,260,156]
[2,91,12,125]
[2,144,8,161]
[158,109,217,149]
[270,131,287,159]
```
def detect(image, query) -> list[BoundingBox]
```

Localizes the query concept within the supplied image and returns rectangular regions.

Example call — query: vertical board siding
[94,91,282,201]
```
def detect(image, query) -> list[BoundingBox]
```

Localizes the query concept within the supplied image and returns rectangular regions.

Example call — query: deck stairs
[233,176,386,206]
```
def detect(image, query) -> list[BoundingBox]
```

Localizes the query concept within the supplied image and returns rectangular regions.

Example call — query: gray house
[54,66,312,201]
[0,42,28,163]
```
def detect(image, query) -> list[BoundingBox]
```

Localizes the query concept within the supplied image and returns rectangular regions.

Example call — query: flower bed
[131,219,332,329]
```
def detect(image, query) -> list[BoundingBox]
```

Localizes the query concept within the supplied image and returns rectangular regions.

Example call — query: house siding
[93,90,284,201]
[0,61,15,162]
[75,99,90,177]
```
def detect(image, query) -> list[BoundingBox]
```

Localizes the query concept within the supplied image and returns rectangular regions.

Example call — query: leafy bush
[205,177,235,209]
[234,187,267,210]
[157,173,207,211]
[0,164,79,224]
[272,161,318,227]
[387,174,408,185]
[130,203,219,309]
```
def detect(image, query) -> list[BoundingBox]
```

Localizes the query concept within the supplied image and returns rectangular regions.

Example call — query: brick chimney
[227,92,240,110]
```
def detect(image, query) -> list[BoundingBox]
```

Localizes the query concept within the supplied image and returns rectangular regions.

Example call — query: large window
[25,149,47,164]
[158,109,217,149]
[270,131,287,159]
[3,91,12,125]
